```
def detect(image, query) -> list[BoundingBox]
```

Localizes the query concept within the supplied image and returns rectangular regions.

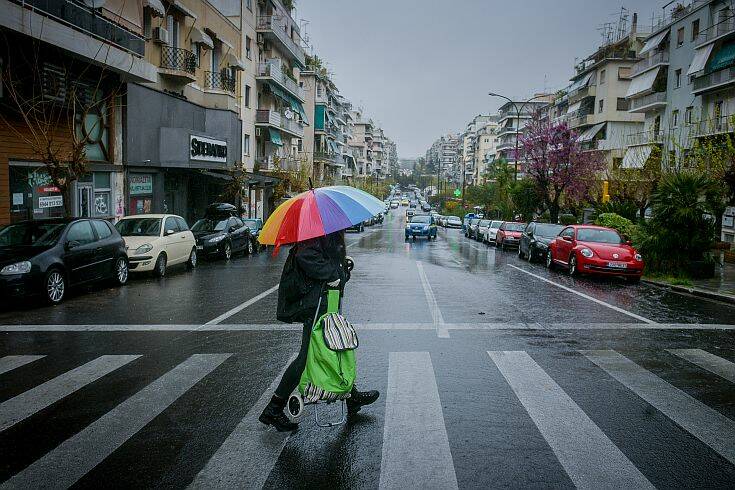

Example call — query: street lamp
[488,92,548,181]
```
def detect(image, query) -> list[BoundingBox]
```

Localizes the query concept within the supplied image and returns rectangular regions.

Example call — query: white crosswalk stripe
[668,348,735,383]
[582,349,735,466]
[0,355,140,432]
[1,354,231,489]
[0,355,45,376]
[488,350,654,489]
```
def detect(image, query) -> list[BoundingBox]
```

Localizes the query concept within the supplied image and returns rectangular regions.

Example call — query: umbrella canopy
[259,186,384,249]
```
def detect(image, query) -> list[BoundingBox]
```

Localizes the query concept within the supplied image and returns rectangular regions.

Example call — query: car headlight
[135,244,153,254]
[423,226,429,231]
[208,235,226,243]
[580,248,594,258]
[1,261,31,275]
[634,253,643,261]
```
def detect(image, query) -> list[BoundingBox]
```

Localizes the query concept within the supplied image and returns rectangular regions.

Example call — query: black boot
[259,395,298,432]
[346,387,380,414]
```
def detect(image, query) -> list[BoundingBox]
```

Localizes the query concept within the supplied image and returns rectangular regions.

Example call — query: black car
[192,215,254,259]
[518,222,565,262]
[0,218,128,305]
[242,218,264,251]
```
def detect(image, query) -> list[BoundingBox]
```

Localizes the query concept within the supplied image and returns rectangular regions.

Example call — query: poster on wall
[129,174,153,195]
[38,195,63,209]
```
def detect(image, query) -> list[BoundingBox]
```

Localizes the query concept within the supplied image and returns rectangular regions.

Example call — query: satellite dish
[82,0,107,8]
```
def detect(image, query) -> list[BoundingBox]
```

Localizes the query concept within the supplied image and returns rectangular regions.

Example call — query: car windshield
[115,218,161,237]
[411,215,431,223]
[535,223,565,237]
[490,221,503,228]
[192,218,229,233]
[0,222,66,247]
[479,220,491,226]
[243,220,260,230]
[504,223,525,232]
[448,217,461,222]
[577,228,623,244]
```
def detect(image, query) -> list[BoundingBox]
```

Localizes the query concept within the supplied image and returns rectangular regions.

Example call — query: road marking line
[508,264,656,324]
[581,349,735,465]
[416,261,448,337]
[667,349,735,384]
[2,354,231,489]
[488,351,653,489]
[189,355,295,489]
[0,355,45,376]
[379,352,458,490]
[204,284,279,325]
[0,355,140,432]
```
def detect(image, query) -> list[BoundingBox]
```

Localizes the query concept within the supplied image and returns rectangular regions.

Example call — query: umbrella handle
[308,177,313,190]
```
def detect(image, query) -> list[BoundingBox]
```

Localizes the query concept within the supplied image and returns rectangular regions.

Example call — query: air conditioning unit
[153,27,169,44]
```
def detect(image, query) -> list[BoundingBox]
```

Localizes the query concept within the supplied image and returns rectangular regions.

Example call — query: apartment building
[461,114,499,186]
[385,139,399,179]
[371,126,386,179]
[495,100,548,178]
[473,117,499,185]
[349,109,373,179]
[426,134,461,183]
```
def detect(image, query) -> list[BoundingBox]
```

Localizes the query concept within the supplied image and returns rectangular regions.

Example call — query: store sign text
[130,174,153,195]
[190,135,227,163]
[38,195,63,209]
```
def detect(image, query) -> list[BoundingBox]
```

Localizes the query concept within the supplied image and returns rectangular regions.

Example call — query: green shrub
[594,213,637,240]
[559,214,577,225]
[592,201,639,221]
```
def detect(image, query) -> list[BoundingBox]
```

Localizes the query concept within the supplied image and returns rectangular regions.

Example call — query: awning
[223,51,245,70]
[171,0,197,20]
[288,97,309,125]
[143,0,165,17]
[268,128,283,147]
[625,66,660,97]
[567,72,593,92]
[189,27,213,50]
[266,81,290,104]
[622,145,653,169]
[577,122,605,142]
[688,43,715,75]
[639,30,670,56]
[706,41,735,73]
[567,100,582,114]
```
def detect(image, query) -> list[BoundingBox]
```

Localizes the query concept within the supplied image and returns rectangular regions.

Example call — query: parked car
[446,216,462,228]
[192,215,254,260]
[243,218,264,251]
[483,220,504,243]
[495,222,526,250]
[462,213,477,232]
[465,218,481,238]
[405,214,438,240]
[0,218,128,305]
[518,222,565,263]
[116,214,197,277]
[476,220,492,243]
[546,225,644,281]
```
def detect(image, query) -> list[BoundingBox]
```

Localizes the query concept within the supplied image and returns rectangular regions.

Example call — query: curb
[642,278,735,305]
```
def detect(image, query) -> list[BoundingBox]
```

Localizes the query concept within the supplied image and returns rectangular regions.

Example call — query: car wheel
[569,254,579,277]
[527,246,535,263]
[186,247,197,270]
[223,241,232,260]
[405,236,409,241]
[246,239,254,255]
[518,246,524,259]
[546,250,555,270]
[154,253,167,278]
[113,257,129,286]
[44,268,66,305]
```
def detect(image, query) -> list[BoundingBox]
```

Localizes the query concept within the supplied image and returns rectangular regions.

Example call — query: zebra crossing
[1,347,734,488]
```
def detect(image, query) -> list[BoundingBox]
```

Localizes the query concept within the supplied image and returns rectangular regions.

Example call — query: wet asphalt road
[1,210,735,488]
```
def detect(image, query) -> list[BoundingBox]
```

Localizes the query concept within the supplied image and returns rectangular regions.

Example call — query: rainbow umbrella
[259,186,385,251]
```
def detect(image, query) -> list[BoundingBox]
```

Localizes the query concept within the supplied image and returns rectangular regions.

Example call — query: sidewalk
[643,254,735,305]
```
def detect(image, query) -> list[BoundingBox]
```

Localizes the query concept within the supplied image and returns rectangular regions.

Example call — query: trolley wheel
[287,393,304,420]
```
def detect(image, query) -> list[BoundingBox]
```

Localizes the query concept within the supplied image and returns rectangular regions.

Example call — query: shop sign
[190,135,227,163]
[130,174,153,195]
[38,186,60,193]
[38,195,63,209]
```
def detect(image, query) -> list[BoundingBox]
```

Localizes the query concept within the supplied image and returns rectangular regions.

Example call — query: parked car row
[0,203,264,305]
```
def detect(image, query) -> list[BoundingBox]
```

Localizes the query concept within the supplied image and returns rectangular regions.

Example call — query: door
[556,227,575,263]
[77,184,93,218]
[163,216,185,264]
[90,220,117,278]
[175,217,194,260]
[229,217,248,252]
[63,220,99,284]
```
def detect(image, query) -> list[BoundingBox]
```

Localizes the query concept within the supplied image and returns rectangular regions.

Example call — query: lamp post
[488,92,548,181]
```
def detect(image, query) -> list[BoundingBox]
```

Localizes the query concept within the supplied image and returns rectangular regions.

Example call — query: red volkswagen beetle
[546,225,644,282]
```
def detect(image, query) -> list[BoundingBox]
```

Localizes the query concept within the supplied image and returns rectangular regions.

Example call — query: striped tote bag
[322,313,359,351]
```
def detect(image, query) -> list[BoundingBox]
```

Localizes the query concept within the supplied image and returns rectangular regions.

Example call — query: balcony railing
[256,16,306,67]
[693,65,735,93]
[255,109,304,137]
[629,91,667,112]
[568,84,596,102]
[626,129,664,146]
[160,46,196,75]
[692,115,735,137]
[630,51,670,77]
[696,15,735,46]
[256,61,306,100]
[13,0,145,56]
[568,109,595,128]
[205,71,236,95]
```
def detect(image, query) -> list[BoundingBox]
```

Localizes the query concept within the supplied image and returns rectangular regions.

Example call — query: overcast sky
[295,0,665,158]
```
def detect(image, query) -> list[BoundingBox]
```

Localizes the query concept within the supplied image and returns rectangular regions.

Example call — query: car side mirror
[65,240,80,250]
[626,240,632,245]
[562,235,572,242]
[165,229,176,236]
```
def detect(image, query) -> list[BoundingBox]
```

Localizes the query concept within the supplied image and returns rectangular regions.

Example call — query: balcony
[630,52,670,77]
[693,65,735,94]
[626,129,664,146]
[496,126,522,138]
[255,109,304,138]
[256,61,306,101]
[692,115,735,137]
[568,84,596,103]
[256,16,306,67]
[629,91,667,113]
[696,15,735,47]
[568,111,595,128]
[205,71,236,95]
[160,46,196,81]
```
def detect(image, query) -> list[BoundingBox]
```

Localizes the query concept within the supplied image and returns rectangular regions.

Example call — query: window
[67,221,96,245]
[598,99,604,113]
[685,106,693,124]
[193,43,201,67]
[143,9,152,38]
[93,172,111,218]
[244,134,250,155]
[672,109,679,128]
[211,42,220,72]
[245,85,251,107]
[616,97,629,111]
[677,27,684,46]
[166,15,179,47]
[175,217,189,231]
[164,217,179,233]
[674,69,682,88]
[246,36,252,60]
[692,19,700,41]
[561,227,574,239]
[92,220,112,239]
[599,69,606,84]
